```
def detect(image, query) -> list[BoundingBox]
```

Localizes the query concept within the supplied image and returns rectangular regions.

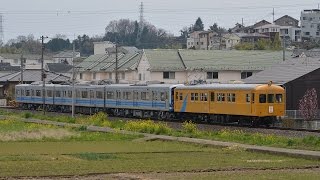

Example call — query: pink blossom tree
[299,88,318,121]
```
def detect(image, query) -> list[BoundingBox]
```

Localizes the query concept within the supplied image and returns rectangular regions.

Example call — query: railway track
[0,106,319,138]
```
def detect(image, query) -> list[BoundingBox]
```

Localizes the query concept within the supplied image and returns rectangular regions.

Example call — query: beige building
[222,34,241,49]
[187,31,220,50]
[93,41,115,55]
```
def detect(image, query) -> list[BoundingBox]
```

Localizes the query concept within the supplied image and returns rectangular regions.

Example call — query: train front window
[36,90,41,97]
[16,90,20,95]
[276,94,283,103]
[259,94,266,103]
[267,94,274,103]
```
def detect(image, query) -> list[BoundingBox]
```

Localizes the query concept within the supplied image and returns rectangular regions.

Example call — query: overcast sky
[0,0,319,42]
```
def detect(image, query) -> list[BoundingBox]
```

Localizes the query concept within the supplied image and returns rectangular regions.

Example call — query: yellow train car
[174,83,285,125]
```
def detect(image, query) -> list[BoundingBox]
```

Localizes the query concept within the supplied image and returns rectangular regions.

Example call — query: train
[15,82,285,126]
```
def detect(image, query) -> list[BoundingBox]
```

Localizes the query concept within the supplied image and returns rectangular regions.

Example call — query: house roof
[0,63,20,71]
[0,70,70,82]
[293,49,320,57]
[244,58,320,84]
[0,53,52,60]
[53,51,80,58]
[47,63,73,73]
[143,49,186,71]
[274,15,299,23]
[234,33,269,38]
[177,50,290,71]
[77,47,141,72]
[253,20,271,28]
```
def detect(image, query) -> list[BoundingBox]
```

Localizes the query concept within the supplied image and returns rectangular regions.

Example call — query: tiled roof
[0,70,70,82]
[53,51,80,58]
[77,47,141,72]
[0,63,20,71]
[47,63,73,73]
[0,53,52,60]
[144,49,186,71]
[178,50,290,71]
[244,58,320,84]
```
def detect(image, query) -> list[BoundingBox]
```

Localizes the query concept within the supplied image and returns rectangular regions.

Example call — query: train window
[259,94,266,103]
[194,93,199,101]
[267,94,274,103]
[63,91,67,97]
[31,90,35,96]
[276,94,283,103]
[227,93,236,102]
[107,91,114,99]
[133,91,139,100]
[117,91,121,99]
[68,91,72,98]
[16,90,20,95]
[90,91,94,99]
[152,92,158,100]
[76,91,80,98]
[200,93,208,101]
[217,93,225,102]
[246,94,251,103]
[125,92,132,100]
[81,91,88,98]
[179,93,183,100]
[210,92,215,102]
[26,90,30,96]
[160,92,166,101]
[141,92,150,100]
[191,93,195,101]
[36,90,41,97]
[55,91,61,97]
[21,90,25,96]
[96,91,103,99]
[47,90,53,97]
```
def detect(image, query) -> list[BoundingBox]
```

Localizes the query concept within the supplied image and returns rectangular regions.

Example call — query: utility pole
[115,42,119,84]
[72,39,75,118]
[272,8,275,23]
[283,36,286,61]
[20,54,25,84]
[40,35,48,114]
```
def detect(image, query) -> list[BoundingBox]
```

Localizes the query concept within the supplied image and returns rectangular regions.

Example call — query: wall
[150,71,187,84]
[93,42,115,55]
[136,53,151,81]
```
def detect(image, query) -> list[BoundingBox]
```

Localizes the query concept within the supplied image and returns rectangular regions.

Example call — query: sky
[0,0,319,42]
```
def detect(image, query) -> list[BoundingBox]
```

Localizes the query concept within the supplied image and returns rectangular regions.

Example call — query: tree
[46,37,71,52]
[299,88,318,121]
[193,17,204,31]
[209,22,227,35]
[272,32,282,50]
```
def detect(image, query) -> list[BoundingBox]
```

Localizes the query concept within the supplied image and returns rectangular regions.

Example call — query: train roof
[175,84,282,91]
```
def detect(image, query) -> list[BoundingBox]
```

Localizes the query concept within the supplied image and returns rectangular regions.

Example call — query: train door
[209,91,215,114]
[89,89,95,107]
[251,93,255,114]
[116,90,121,106]
[152,91,157,108]
[133,90,138,107]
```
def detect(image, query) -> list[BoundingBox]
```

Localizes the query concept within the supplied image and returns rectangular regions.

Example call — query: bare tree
[299,88,318,121]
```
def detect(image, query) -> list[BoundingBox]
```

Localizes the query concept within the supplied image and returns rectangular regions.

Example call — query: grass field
[0,119,319,178]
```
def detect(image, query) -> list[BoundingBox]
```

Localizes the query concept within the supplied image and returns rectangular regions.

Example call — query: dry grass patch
[0,129,78,141]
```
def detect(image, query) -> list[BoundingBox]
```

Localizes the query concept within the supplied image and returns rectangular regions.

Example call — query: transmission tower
[0,14,4,43]
[136,2,144,46]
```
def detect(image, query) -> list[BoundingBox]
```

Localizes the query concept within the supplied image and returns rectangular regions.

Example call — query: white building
[53,51,80,64]
[93,41,115,55]
[300,9,320,41]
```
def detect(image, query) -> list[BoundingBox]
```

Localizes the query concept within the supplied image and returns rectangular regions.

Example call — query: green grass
[0,140,319,177]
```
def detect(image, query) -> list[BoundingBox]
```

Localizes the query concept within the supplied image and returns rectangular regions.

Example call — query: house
[187,31,202,49]
[93,41,115,55]
[53,51,80,64]
[221,33,269,49]
[0,53,53,69]
[245,58,320,110]
[300,9,320,41]
[76,46,141,83]
[137,50,290,84]
[274,15,299,27]
[0,70,70,100]
[221,34,241,49]
[187,31,221,50]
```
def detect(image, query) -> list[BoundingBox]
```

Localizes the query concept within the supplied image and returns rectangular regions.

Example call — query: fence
[285,110,320,120]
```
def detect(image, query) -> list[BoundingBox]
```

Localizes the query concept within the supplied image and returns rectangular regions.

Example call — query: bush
[124,120,172,134]
[182,121,198,134]
[23,112,32,119]
[87,112,111,127]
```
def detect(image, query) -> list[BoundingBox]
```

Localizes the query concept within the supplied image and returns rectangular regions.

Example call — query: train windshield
[276,94,283,103]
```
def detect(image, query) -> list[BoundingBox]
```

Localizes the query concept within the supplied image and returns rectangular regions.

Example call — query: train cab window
[107,91,114,99]
[160,92,166,101]
[67,91,72,98]
[259,94,266,103]
[26,90,30,96]
[175,92,179,100]
[210,92,215,102]
[227,93,236,102]
[96,91,103,99]
[267,94,275,103]
[36,90,41,97]
[217,93,225,102]
[47,90,53,97]
[179,93,183,100]
[246,94,251,103]
[16,90,20,95]
[90,91,94,99]
[276,94,283,103]
[81,91,88,98]
[55,91,61,97]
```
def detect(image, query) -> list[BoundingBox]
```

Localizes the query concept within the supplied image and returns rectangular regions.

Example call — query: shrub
[182,121,198,134]
[124,120,172,134]
[87,112,110,126]
[23,112,32,119]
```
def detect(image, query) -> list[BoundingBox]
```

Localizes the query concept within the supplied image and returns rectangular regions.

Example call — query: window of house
[163,72,175,79]
[93,73,96,79]
[96,91,103,99]
[241,72,253,79]
[139,73,142,80]
[317,32,320,36]
[207,72,218,79]
[79,73,83,79]
[201,42,204,45]
[107,91,114,99]
[305,32,310,35]
[217,93,225,102]
[81,91,88,98]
